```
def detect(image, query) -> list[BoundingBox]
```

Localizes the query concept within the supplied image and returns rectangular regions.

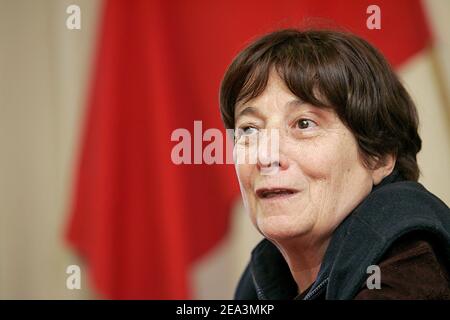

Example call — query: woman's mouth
[256,188,299,200]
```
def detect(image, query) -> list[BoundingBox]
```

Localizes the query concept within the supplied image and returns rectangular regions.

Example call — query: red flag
[66,0,431,299]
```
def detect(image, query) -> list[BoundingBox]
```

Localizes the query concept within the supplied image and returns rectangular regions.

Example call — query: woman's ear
[372,154,396,185]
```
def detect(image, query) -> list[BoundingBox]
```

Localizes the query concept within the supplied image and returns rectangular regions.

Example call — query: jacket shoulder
[366,180,448,211]
[325,180,450,299]
[355,180,450,236]
[355,231,450,299]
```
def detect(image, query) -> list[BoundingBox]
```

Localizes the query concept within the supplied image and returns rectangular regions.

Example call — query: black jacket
[234,170,450,300]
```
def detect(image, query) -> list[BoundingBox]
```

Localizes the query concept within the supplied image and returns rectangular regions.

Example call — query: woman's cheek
[235,163,254,192]
[235,163,259,227]
[293,143,336,180]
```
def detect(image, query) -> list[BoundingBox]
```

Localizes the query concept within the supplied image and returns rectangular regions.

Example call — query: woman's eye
[239,126,259,136]
[296,119,317,130]
[235,126,259,142]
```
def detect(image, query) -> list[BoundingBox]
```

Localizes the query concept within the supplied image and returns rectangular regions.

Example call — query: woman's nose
[256,129,288,175]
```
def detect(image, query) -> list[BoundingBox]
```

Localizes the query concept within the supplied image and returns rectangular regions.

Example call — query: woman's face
[234,71,377,243]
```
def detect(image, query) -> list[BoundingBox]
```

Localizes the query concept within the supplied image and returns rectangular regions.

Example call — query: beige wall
[0,0,448,299]
[0,0,100,299]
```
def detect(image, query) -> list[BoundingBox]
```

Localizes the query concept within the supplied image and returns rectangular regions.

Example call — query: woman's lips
[255,187,300,200]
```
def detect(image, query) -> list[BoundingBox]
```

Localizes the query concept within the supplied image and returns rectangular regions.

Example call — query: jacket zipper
[251,272,267,300]
[252,267,328,300]
[303,278,329,300]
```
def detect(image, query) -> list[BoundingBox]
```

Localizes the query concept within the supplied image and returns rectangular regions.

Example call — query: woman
[219,29,450,300]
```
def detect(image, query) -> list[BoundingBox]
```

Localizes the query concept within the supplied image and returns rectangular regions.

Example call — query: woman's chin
[256,214,313,241]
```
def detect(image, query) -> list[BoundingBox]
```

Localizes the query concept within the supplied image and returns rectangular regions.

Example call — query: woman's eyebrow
[235,106,262,120]
[288,99,327,115]
[235,99,306,120]
[286,98,305,109]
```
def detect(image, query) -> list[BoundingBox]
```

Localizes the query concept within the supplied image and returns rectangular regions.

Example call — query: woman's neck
[273,235,331,294]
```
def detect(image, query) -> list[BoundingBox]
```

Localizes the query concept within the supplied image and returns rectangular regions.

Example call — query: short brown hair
[219,29,421,181]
